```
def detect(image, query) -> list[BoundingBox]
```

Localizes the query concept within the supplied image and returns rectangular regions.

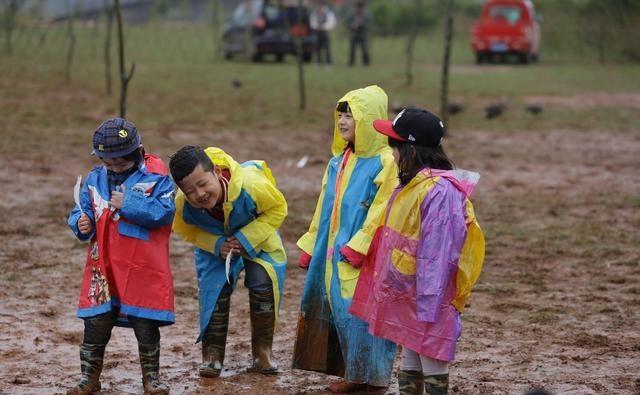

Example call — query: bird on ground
[485,102,507,119]
[447,102,464,115]
[525,104,543,115]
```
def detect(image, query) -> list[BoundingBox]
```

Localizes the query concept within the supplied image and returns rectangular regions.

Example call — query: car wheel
[302,52,312,63]
[276,53,285,62]
[224,52,232,60]
[475,51,485,64]
[518,52,530,64]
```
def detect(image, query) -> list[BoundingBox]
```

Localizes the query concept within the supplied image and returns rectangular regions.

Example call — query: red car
[471,0,541,64]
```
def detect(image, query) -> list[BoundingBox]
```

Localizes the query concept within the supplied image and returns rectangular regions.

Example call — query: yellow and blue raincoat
[173,147,287,341]
[292,86,398,386]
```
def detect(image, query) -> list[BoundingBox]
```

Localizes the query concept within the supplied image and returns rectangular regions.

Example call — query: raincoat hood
[332,85,390,157]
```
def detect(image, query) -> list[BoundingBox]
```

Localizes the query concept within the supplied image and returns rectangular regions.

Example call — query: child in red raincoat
[67,118,176,395]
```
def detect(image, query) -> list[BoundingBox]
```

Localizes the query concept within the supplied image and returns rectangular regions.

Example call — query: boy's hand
[78,214,93,235]
[109,189,124,210]
[220,236,247,258]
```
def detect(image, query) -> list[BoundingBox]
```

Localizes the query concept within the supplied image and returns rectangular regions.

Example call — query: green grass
[2,23,640,149]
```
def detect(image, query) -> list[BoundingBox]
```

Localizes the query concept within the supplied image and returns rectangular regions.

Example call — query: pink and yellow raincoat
[350,168,485,361]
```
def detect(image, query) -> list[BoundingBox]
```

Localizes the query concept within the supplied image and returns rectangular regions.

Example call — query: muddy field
[1,95,640,395]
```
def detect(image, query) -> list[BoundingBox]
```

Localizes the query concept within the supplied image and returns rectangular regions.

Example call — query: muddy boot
[67,343,105,395]
[424,374,448,395]
[199,289,231,378]
[138,342,169,394]
[398,370,424,395]
[248,288,278,374]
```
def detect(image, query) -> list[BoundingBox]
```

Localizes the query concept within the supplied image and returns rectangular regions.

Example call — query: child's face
[100,157,137,174]
[337,111,356,143]
[178,164,224,209]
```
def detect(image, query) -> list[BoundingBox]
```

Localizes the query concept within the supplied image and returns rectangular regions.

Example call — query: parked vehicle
[471,0,541,64]
[222,0,315,62]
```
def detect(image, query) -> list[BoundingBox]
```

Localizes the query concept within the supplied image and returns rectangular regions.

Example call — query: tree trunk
[440,0,454,127]
[4,0,20,55]
[212,0,223,59]
[296,0,306,110]
[114,0,135,118]
[65,0,76,83]
[405,0,422,86]
[244,0,253,60]
[103,0,114,96]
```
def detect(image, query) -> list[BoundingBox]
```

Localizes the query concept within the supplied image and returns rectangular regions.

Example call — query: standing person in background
[310,0,337,66]
[347,0,370,66]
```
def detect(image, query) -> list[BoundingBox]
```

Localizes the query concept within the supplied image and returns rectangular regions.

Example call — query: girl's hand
[109,189,124,210]
[78,214,93,235]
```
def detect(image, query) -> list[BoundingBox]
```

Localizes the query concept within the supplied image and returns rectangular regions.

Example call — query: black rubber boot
[67,343,105,395]
[138,342,169,394]
[424,374,448,395]
[398,369,424,395]
[199,288,232,378]
[248,288,278,374]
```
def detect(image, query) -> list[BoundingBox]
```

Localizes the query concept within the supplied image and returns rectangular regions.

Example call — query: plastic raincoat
[350,169,485,362]
[68,154,176,326]
[172,147,287,341]
[292,85,398,386]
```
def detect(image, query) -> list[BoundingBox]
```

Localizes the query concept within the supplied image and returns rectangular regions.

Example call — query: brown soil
[1,124,639,395]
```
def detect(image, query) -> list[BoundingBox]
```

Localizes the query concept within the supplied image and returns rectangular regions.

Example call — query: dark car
[222,0,315,62]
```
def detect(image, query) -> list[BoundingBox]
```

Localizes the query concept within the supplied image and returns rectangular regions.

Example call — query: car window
[488,5,522,24]
[263,4,280,22]
[231,0,263,26]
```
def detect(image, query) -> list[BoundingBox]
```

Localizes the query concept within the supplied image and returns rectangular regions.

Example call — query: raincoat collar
[419,168,480,198]
[203,147,243,202]
[331,85,390,158]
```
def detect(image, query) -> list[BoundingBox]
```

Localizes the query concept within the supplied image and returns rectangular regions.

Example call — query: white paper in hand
[225,251,233,284]
[73,175,83,215]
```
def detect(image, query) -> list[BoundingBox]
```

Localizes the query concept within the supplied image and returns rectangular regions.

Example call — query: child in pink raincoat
[350,108,485,395]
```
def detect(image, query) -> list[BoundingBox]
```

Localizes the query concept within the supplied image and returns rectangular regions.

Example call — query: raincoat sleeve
[345,154,397,256]
[120,176,176,229]
[173,191,226,256]
[416,181,467,323]
[233,173,288,259]
[67,171,96,242]
[296,164,329,256]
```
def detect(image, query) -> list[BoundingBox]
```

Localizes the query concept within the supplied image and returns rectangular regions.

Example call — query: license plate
[490,42,508,52]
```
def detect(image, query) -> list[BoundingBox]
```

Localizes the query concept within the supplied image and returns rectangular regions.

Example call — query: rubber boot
[199,288,231,378]
[424,374,448,395]
[248,288,278,374]
[67,343,105,395]
[138,342,169,394]
[398,370,424,395]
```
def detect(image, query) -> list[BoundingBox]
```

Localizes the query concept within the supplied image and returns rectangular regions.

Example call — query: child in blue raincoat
[169,145,287,378]
[292,85,398,393]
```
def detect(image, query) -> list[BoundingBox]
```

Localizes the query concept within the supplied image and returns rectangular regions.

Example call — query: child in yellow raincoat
[169,145,287,377]
[293,85,398,393]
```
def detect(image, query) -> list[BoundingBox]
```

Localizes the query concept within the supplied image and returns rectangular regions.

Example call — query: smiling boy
[169,145,287,377]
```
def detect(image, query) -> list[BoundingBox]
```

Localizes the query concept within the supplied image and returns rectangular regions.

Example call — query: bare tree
[114,0,135,118]
[440,0,454,126]
[212,0,223,59]
[4,0,20,55]
[103,0,114,95]
[295,0,306,110]
[405,0,423,86]
[65,0,76,83]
